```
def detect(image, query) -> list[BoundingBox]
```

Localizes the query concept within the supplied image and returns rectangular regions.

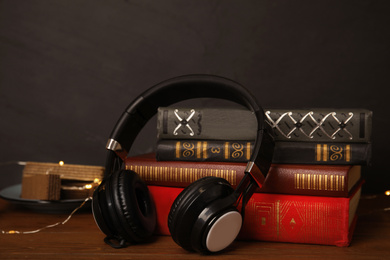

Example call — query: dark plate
[0,184,91,214]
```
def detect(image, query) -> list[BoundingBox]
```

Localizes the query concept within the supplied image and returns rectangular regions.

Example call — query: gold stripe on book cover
[294,173,346,191]
[127,165,237,185]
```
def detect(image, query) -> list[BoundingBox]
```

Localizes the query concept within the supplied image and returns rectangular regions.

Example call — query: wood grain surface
[1,194,389,259]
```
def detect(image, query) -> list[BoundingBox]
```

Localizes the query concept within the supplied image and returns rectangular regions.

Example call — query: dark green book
[156,140,372,165]
[157,107,372,142]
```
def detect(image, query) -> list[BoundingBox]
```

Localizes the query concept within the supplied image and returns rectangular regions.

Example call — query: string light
[0,161,103,235]
[61,179,101,191]
[1,197,91,235]
[84,178,101,190]
[385,190,390,196]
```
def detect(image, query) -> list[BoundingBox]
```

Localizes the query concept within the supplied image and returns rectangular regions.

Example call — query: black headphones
[92,74,274,253]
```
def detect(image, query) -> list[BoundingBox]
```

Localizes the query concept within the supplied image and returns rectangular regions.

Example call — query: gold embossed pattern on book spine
[294,173,345,191]
[315,144,351,162]
[128,165,237,185]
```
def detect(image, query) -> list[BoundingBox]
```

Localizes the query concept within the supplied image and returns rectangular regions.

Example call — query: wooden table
[1,194,389,259]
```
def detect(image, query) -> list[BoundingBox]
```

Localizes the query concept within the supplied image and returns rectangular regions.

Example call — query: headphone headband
[105,74,274,187]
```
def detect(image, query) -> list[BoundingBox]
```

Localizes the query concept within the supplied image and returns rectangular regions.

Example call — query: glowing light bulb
[385,190,390,196]
[59,161,64,166]
[85,184,93,189]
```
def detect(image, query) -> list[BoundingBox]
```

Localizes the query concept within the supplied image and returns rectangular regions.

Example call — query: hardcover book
[156,140,372,165]
[126,153,361,197]
[266,109,372,142]
[156,107,372,142]
[148,180,363,247]
[157,107,257,140]
[156,140,253,162]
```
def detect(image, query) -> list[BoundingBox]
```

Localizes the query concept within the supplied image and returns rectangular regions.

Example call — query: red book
[126,153,361,197]
[149,181,362,247]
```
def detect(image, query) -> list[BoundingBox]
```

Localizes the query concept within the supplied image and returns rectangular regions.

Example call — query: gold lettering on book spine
[323,144,328,161]
[197,142,202,159]
[202,142,208,159]
[318,175,322,190]
[231,143,244,159]
[346,145,351,162]
[175,141,181,159]
[246,142,251,160]
[330,175,334,191]
[316,144,322,161]
[316,144,351,162]
[225,142,229,160]
[325,175,328,190]
[312,174,316,190]
[330,145,343,161]
[182,142,195,158]
[276,200,280,237]
[294,173,345,191]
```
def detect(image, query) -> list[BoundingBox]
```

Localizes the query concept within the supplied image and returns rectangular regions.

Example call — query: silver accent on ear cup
[106,139,128,161]
[244,161,255,174]
[106,139,123,151]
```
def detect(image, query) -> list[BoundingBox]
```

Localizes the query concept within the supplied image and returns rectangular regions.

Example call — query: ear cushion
[92,178,116,238]
[168,177,234,251]
[93,172,130,243]
[110,169,157,243]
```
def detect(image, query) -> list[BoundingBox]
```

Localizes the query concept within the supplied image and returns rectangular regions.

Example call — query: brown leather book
[126,153,361,197]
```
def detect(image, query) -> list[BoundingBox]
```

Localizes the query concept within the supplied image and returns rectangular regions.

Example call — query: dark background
[0,1,388,194]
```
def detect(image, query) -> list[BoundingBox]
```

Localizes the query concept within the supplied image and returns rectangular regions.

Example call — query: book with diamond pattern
[157,107,372,143]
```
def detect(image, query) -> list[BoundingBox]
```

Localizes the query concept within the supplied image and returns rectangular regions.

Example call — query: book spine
[156,140,253,162]
[126,155,246,189]
[126,155,358,197]
[156,140,371,165]
[148,184,361,246]
[266,109,372,142]
[157,107,372,142]
[157,107,257,140]
[274,142,371,165]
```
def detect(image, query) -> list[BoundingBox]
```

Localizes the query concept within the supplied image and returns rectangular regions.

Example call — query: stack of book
[125,107,372,247]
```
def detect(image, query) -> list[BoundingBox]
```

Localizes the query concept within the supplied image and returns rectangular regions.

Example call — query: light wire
[1,196,91,235]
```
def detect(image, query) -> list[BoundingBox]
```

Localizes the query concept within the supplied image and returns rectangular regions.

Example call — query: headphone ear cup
[92,169,156,247]
[168,177,234,252]
[113,169,157,242]
[192,206,242,253]
[92,178,116,239]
